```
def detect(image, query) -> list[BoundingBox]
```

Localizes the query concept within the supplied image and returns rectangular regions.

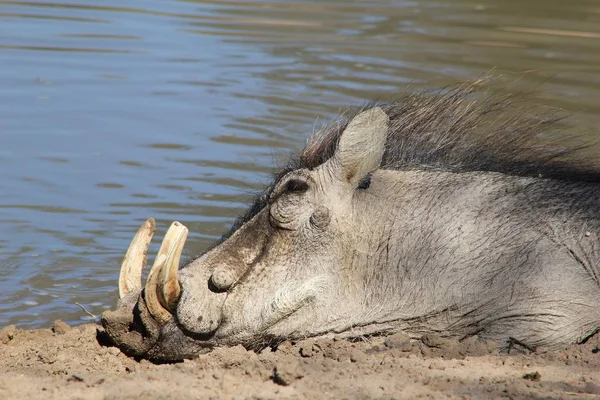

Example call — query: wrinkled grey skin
[102,82,600,361]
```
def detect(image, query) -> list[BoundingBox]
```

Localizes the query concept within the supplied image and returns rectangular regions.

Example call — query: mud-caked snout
[101,293,212,361]
[100,291,162,358]
[101,219,209,361]
[101,215,269,361]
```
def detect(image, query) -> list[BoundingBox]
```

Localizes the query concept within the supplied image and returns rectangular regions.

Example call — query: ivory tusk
[144,221,188,325]
[119,218,156,300]
[159,221,188,313]
[145,253,171,325]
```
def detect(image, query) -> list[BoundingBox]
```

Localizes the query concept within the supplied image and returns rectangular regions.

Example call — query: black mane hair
[300,79,599,180]
[222,78,600,240]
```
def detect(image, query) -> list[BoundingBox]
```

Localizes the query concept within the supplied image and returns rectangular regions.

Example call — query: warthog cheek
[259,275,330,328]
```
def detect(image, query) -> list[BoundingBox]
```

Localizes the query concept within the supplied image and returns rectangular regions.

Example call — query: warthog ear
[333,107,389,186]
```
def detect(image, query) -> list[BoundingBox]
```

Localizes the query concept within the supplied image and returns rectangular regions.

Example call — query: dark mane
[299,79,600,181]
[222,79,600,240]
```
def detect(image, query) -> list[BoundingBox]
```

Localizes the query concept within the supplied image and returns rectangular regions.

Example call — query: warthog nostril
[195,316,215,328]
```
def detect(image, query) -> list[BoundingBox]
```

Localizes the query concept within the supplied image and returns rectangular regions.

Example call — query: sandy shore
[1,321,600,399]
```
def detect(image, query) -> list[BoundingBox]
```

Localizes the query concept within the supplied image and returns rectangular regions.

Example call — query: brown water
[1,0,599,328]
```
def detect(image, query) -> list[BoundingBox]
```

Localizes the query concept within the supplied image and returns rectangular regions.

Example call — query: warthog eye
[285,179,309,193]
[357,174,372,190]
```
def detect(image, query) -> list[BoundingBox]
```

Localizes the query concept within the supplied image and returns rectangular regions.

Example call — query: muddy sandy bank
[1,322,600,399]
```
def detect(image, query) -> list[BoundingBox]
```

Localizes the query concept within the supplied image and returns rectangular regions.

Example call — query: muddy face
[101,107,390,361]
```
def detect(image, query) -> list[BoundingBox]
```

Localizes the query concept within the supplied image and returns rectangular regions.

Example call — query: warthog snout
[177,210,271,335]
[101,212,272,358]
[101,219,192,356]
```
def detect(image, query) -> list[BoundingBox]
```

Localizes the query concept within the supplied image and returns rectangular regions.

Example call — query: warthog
[102,81,600,362]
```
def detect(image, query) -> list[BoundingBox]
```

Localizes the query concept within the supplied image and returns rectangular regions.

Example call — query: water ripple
[0,0,599,328]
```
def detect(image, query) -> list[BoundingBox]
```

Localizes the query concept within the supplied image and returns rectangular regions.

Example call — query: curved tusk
[144,221,188,325]
[119,218,156,300]
[159,221,188,313]
[145,253,171,325]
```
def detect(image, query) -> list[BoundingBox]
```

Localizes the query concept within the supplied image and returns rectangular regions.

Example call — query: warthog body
[102,81,600,361]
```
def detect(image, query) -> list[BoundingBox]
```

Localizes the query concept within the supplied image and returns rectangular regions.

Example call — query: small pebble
[273,355,305,386]
[421,334,452,348]
[108,347,121,356]
[350,349,367,363]
[0,325,17,344]
[384,332,411,348]
[52,320,71,335]
[585,382,600,395]
[523,371,541,381]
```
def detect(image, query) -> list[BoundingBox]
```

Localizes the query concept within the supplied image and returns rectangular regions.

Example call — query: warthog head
[102,80,600,361]
[102,107,392,361]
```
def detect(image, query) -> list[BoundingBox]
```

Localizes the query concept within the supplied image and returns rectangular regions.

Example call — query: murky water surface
[1,0,599,328]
